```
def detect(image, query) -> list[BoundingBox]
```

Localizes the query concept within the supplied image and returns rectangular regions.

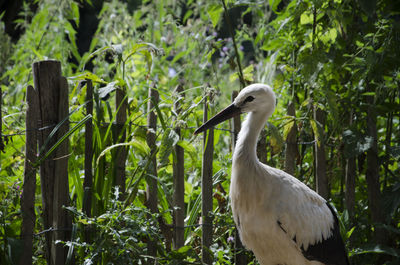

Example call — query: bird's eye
[244,96,255,103]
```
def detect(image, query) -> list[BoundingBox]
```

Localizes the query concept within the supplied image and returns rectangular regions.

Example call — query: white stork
[195,84,349,265]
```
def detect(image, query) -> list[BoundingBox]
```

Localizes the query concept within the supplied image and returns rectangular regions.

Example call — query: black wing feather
[301,203,349,265]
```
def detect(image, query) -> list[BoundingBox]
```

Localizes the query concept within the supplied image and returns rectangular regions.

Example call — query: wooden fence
[19,60,275,264]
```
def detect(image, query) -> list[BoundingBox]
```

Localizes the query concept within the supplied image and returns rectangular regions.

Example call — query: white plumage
[195,84,349,265]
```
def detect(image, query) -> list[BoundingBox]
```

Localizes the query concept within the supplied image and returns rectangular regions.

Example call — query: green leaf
[310,119,322,147]
[261,38,283,51]
[159,128,180,166]
[269,0,282,13]
[98,81,118,101]
[300,12,313,25]
[96,139,150,167]
[268,122,284,154]
[207,4,223,28]
[283,117,295,140]
[351,244,399,257]
[177,140,197,162]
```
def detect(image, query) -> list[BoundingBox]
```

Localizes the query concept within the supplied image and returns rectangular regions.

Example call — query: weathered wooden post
[201,96,214,265]
[146,85,159,260]
[82,80,94,245]
[172,84,185,249]
[231,91,247,265]
[115,86,127,194]
[0,84,3,152]
[19,85,38,265]
[32,60,71,265]
[83,80,93,218]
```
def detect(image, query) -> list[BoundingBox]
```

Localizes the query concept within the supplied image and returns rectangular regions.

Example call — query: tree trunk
[366,91,386,244]
[345,112,356,223]
[314,107,329,199]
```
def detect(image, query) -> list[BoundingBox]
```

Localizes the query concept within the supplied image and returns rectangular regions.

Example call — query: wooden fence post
[83,80,93,218]
[201,96,214,265]
[231,91,247,265]
[0,83,3,152]
[146,85,159,260]
[173,84,185,249]
[115,86,127,195]
[52,75,71,264]
[32,60,71,265]
[19,85,38,265]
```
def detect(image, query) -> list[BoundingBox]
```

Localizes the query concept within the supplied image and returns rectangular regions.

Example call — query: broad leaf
[159,128,180,166]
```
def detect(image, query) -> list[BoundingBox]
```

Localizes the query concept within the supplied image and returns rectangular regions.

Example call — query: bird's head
[194,83,276,135]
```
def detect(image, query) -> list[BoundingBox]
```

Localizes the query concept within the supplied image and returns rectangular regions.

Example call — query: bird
[194,84,349,265]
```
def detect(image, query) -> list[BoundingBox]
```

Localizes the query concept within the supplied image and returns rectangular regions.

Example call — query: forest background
[0,0,399,264]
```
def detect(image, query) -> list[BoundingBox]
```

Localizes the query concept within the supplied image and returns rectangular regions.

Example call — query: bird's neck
[233,111,269,164]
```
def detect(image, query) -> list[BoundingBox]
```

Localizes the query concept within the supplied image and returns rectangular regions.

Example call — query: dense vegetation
[0,0,399,264]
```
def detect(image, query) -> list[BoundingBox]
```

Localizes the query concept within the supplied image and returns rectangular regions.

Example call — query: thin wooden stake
[52,76,71,265]
[232,91,247,265]
[201,96,214,265]
[146,86,159,259]
[19,85,38,265]
[173,84,185,249]
[115,86,127,195]
[0,83,3,152]
[83,80,93,218]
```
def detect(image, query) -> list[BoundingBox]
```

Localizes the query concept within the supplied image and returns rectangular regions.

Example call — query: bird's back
[230,161,348,265]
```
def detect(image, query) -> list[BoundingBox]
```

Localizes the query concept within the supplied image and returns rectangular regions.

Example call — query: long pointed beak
[194,103,241,135]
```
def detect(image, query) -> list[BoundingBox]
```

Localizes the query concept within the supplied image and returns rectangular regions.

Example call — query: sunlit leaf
[268,122,284,154]
[98,81,118,101]
[269,0,282,13]
[207,4,223,28]
[159,128,180,166]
